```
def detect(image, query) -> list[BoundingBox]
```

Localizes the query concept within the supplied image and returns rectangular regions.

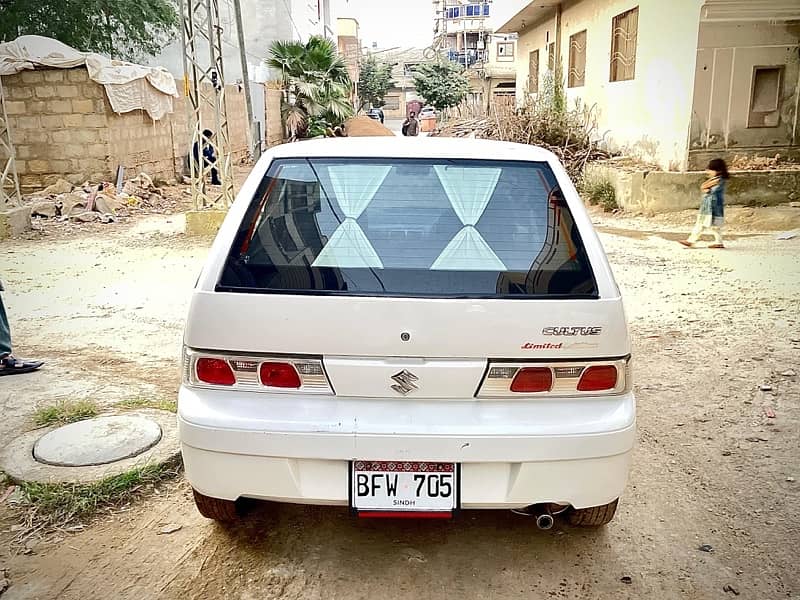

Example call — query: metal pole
[232,0,257,160]
[182,0,234,210]
[0,77,22,208]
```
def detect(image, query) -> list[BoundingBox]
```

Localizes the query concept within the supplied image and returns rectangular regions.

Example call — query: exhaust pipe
[511,503,555,529]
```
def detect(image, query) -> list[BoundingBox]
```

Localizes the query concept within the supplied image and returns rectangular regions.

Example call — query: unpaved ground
[1,206,799,599]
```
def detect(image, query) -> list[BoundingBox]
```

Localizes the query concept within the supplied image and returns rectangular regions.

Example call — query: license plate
[351,461,458,513]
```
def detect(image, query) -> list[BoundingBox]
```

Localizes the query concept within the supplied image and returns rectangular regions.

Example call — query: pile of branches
[433,101,613,183]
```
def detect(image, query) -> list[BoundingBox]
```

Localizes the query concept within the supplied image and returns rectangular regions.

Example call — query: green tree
[0,0,178,61]
[412,59,470,112]
[268,36,354,139]
[357,54,394,110]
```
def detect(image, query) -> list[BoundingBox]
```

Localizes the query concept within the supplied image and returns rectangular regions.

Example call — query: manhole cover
[33,416,163,467]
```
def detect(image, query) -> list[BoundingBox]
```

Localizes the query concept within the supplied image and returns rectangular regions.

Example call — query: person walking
[680,158,729,249]
[0,284,43,376]
[402,111,420,137]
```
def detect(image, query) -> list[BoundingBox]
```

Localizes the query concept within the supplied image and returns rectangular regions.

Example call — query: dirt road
[1,210,798,599]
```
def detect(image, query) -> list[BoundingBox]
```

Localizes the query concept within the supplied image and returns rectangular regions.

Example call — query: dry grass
[11,457,182,547]
[433,100,612,184]
[116,397,177,413]
[33,399,99,427]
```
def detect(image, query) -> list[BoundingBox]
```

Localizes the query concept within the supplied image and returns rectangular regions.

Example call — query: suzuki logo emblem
[391,370,419,396]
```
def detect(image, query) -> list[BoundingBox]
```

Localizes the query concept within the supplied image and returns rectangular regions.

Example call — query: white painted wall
[512,0,705,170]
[287,0,336,42]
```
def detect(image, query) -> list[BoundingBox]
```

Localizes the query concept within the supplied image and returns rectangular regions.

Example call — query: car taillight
[196,358,236,386]
[510,367,553,393]
[478,359,629,397]
[577,365,618,391]
[260,362,301,388]
[184,348,333,394]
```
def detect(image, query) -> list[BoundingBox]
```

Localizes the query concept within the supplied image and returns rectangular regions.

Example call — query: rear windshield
[218,158,597,298]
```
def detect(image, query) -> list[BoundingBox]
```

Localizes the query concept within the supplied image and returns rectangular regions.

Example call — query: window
[610,7,638,82]
[383,95,400,111]
[748,66,783,128]
[568,30,587,87]
[497,42,515,61]
[528,49,540,93]
[448,4,486,18]
[547,42,555,71]
[220,159,597,298]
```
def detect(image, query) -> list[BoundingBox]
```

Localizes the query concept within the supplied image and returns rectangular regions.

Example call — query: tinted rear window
[218,158,597,298]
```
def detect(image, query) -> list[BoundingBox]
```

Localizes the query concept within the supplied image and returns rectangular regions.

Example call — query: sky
[335,0,434,49]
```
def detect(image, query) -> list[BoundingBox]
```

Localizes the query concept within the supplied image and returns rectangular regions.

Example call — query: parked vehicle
[419,106,436,118]
[179,138,635,527]
[366,107,384,123]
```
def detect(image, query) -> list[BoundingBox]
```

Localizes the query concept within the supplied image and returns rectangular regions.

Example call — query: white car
[419,106,436,118]
[179,137,635,527]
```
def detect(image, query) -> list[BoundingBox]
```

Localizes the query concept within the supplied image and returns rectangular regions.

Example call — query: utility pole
[180,0,235,210]
[232,0,258,160]
[0,78,22,209]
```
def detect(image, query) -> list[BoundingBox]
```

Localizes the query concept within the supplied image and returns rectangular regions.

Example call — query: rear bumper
[178,386,636,509]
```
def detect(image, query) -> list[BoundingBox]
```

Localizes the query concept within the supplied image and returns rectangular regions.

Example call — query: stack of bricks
[3,67,251,193]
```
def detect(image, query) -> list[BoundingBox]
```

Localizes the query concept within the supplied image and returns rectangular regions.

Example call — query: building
[370,47,427,119]
[337,17,361,99]
[432,1,517,112]
[495,0,800,171]
[146,0,340,153]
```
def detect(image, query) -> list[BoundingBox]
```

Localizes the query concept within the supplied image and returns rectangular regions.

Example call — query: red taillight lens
[196,358,236,386]
[259,362,301,388]
[510,367,553,393]
[577,366,618,391]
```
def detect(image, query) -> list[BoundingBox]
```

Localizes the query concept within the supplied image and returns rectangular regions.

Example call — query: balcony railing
[447,48,488,67]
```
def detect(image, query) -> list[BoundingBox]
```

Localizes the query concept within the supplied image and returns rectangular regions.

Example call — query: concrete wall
[688,4,800,170]
[4,68,250,191]
[264,88,284,148]
[147,0,324,83]
[337,17,361,87]
[513,0,705,171]
[5,68,121,189]
[587,162,800,214]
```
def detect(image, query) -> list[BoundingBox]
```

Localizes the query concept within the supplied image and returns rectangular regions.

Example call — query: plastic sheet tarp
[0,35,178,120]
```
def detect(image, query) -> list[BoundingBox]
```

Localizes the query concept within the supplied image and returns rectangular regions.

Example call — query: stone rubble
[25,173,180,225]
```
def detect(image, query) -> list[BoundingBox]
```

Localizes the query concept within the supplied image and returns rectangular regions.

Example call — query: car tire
[192,488,239,521]
[567,498,618,527]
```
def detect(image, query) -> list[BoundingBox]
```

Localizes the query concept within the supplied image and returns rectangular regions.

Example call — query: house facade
[337,17,361,101]
[496,0,800,171]
[371,48,427,119]
[432,0,518,112]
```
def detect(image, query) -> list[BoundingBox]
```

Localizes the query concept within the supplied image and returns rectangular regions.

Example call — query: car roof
[266,137,558,162]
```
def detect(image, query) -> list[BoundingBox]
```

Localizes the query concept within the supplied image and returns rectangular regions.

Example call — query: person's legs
[0,294,43,375]
[0,293,12,358]
[709,226,724,247]
[210,166,221,185]
[687,217,705,243]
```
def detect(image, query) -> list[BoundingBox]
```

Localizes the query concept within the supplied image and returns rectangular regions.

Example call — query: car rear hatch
[185,155,629,399]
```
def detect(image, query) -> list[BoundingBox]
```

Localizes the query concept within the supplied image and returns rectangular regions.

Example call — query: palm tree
[268,36,354,139]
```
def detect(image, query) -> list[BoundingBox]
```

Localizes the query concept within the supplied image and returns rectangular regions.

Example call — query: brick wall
[3,67,255,192]
[5,69,112,189]
[265,88,283,148]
